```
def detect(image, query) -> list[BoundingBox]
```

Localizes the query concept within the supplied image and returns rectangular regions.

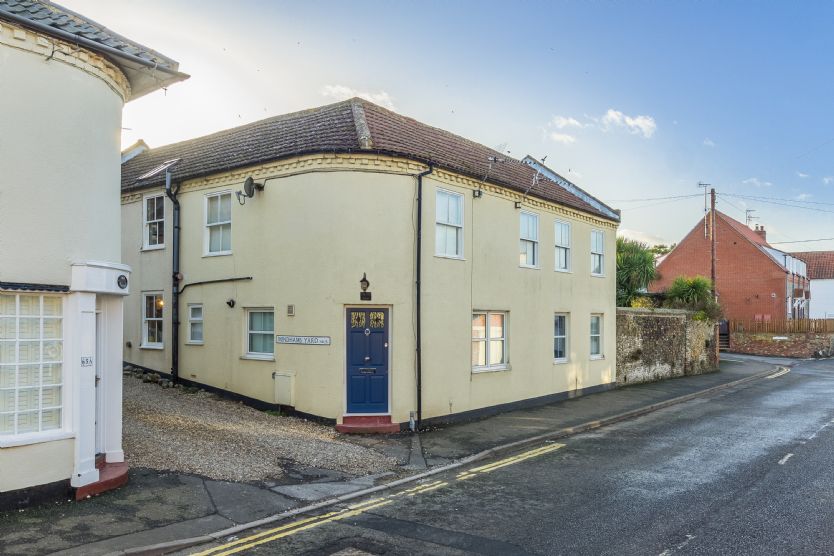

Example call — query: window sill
[0,430,74,448]
[590,355,605,361]
[555,268,572,274]
[240,354,275,362]
[591,273,606,278]
[519,265,540,270]
[203,251,232,258]
[141,245,165,252]
[553,359,569,365]
[140,344,164,350]
[434,254,466,261]
[185,341,204,346]
[472,365,511,374]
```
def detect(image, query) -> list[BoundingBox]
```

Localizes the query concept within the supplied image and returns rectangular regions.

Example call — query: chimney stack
[754,224,767,242]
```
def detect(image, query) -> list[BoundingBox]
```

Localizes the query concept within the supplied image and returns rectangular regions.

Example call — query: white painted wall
[809,279,834,319]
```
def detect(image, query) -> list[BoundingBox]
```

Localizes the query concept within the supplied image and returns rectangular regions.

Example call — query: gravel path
[122,375,397,482]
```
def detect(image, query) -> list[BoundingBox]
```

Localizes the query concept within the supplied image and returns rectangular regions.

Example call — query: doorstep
[74,457,129,500]
[336,415,400,434]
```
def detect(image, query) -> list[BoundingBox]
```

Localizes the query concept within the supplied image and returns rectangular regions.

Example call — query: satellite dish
[243,177,257,197]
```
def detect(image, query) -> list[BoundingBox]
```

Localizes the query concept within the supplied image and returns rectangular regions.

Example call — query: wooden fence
[728,319,834,334]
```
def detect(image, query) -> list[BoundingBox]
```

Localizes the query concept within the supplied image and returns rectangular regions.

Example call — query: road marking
[191,442,564,555]
[721,358,746,362]
[778,453,794,465]
[658,534,696,555]
[766,368,791,379]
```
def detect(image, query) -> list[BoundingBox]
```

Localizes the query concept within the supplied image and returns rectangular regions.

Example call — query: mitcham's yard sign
[276,335,331,345]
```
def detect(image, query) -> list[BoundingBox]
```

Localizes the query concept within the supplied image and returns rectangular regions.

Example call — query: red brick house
[650,210,809,321]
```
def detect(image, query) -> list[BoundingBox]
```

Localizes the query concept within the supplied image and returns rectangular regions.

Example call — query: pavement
[0,356,783,556]
[178,356,834,556]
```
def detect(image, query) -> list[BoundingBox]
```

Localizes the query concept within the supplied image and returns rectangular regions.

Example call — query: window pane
[190,306,202,320]
[191,322,203,342]
[591,316,601,335]
[590,335,601,355]
[209,226,222,252]
[19,318,39,339]
[436,191,450,223]
[554,315,565,337]
[19,296,39,316]
[0,413,12,434]
[42,386,60,408]
[472,314,486,339]
[18,365,38,387]
[0,295,15,316]
[207,195,219,224]
[17,412,37,434]
[145,296,154,318]
[447,226,459,256]
[155,196,165,218]
[489,340,504,365]
[19,341,40,363]
[471,340,486,366]
[221,223,232,251]
[249,332,274,354]
[146,197,155,220]
[43,363,61,385]
[448,193,461,225]
[250,312,263,331]
[43,318,61,339]
[18,388,37,411]
[0,342,14,364]
[156,222,165,244]
[0,318,14,338]
[41,408,61,431]
[555,337,566,360]
[219,194,231,222]
[0,368,13,388]
[489,313,504,339]
[264,311,274,332]
[0,390,13,412]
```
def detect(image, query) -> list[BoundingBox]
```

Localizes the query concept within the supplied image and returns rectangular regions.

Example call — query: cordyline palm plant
[616,237,657,307]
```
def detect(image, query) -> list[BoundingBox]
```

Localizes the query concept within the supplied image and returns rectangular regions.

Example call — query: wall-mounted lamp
[236,176,264,205]
[473,189,483,199]
[360,273,370,292]
[226,299,236,308]
[514,201,522,209]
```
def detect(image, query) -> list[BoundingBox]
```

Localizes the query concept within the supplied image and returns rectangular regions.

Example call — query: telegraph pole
[710,188,717,301]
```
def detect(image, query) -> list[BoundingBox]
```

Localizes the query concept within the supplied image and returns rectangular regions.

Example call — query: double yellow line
[192,442,565,555]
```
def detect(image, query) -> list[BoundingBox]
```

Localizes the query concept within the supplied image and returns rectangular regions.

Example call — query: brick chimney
[754,224,767,242]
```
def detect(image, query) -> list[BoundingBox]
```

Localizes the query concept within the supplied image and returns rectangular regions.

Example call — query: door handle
[364,356,371,361]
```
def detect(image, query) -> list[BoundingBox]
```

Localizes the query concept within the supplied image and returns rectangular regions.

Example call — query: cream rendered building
[121,99,619,432]
[0,1,185,507]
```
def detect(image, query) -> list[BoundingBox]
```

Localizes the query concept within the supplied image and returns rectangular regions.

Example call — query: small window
[472,311,507,371]
[435,189,464,258]
[206,192,232,255]
[246,309,274,357]
[591,230,605,276]
[555,221,571,272]
[590,314,603,358]
[520,212,539,268]
[143,194,165,249]
[142,293,164,348]
[188,304,203,344]
[0,294,64,437]
[554,313,568,362]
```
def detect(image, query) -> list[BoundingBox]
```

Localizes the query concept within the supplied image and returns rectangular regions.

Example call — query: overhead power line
[720,193,834,214]
[770,237,834,245]
[605,193,702,203]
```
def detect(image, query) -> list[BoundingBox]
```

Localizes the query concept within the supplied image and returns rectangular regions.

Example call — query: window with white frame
[554,313,568,362]
[591,230,605,275]
[472,311,507,370]
[519,212,539,267]
[590,314,603,358]
[555,221,571,272]
[0,294,63,437]
[142,293,164,348]
[188,304,203,344]
[143,194,165,249]
[435,189,464,258]
[246,309,274,357]
[206,192,232,254]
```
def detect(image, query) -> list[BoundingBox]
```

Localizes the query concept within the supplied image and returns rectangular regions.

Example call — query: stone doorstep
[74,461,129,501]
[336,415,401,434]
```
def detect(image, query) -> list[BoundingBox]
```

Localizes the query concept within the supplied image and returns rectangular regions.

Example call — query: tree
[649,243,676,256]
[663,275,723,321]
[616,238,658,307]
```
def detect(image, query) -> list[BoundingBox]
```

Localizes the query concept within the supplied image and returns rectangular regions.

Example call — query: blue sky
[64,0,834,249]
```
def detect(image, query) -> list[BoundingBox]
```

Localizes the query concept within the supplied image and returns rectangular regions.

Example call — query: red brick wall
[650,215,788,322]
[730,332,834,358]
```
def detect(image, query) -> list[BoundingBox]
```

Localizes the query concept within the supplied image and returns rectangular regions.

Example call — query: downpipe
[414,164,433,431]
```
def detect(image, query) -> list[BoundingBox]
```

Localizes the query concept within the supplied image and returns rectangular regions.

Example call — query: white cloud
[796,193,812,201]
[551,116,585,129]
[703,138,716,147]
[549,132,576,145]
[320,84,395,110]
[823,176,834,185]
[618,228,667,247]
[742,177,772,188]
[600,109,657,138]
[797,171,810,178]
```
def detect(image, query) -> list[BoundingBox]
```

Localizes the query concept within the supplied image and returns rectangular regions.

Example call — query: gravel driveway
[122,375,397,482]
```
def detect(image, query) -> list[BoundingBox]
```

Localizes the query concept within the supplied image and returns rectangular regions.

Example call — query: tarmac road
[186,357,834,556]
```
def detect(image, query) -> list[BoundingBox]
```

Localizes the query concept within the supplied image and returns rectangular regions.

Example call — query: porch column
[102,295,125,463]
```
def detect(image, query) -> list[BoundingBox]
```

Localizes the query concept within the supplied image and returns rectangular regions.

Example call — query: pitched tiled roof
[717,211,768,246]
[792,251,834,280]
[121,98,618,222]
[0,0,187,99]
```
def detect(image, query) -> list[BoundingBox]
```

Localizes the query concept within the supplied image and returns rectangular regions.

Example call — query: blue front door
[346,308,389,414]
